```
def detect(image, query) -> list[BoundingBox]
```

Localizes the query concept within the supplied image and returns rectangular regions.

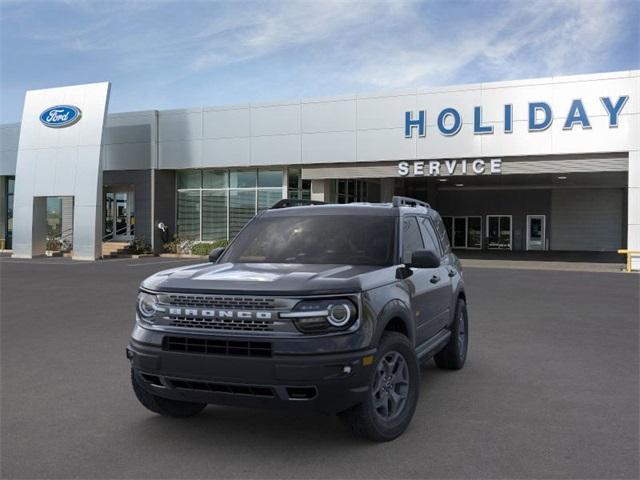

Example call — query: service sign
[39,105,82,128]
[398,158,502,177]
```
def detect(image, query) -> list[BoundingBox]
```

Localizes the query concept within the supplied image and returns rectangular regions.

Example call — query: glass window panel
[301,179,311,200]
[46,197,63,237]
[203,170,228,189]
[8,178,15,195]
[499,217,511,247]
[177,170,201,189]
[177,190,201,240]
[229,190,256,238]
[288,189,300,200]
[440,217,453,252]
[453,217,467,248]
[258,169,282,188]
[202,190,228,241]
[418,217,440,255]
[230,170,256,188]
[402,217,424,263]
[288,168,300,189]
[258,189,283,213]
[467,217,482,249]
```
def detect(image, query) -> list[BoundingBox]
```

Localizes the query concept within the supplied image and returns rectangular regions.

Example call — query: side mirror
[407,249,441,269]
[208,247,225,263]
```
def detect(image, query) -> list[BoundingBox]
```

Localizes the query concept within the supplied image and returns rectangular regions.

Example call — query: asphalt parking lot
[1,257,638,479]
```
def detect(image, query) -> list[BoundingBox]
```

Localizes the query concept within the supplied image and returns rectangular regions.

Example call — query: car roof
[261,202,435,218]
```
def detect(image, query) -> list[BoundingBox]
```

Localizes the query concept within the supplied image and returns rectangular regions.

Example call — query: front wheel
[131,370,207,418]
[339,332,419,442]
[434,298,468,370]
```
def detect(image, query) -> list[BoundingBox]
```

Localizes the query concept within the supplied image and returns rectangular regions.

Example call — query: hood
[141,262,396,295]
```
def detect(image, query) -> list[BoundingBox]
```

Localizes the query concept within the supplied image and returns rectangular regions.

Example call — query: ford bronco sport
[128,196,468,441]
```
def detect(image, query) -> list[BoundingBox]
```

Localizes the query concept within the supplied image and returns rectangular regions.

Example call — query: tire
[434,298,468,370]
[339,332,420,442]
[131,370,207,418]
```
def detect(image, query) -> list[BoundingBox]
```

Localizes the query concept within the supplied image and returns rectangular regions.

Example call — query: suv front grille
[164,294,277,310]
[163,336,272,357]
[168,316,274,332]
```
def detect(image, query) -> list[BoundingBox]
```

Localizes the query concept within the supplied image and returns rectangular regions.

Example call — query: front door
[526,215,546,250]
[487,215,512,250]
[104,190,134,241]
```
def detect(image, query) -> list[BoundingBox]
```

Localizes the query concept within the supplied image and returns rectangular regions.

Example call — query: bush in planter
[128,238,152,255]
[162,235,196,255]
[190,239,229,257]
[46,237,60,251]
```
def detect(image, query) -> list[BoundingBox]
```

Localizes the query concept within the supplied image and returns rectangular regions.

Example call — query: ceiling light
[438,178,448,182]
[557,176,567,180]
[455,183,464,187]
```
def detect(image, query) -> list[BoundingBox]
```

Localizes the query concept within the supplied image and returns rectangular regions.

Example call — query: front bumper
[128,335,376,414]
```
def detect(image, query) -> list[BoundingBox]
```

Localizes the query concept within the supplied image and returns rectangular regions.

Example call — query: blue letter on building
[600,96,629,127]
[437,108,462,136]
[504,104,513,133]
[529,102,552,131]
[405,111,426,138]
[473,106,493,134]
[563,99,591,130]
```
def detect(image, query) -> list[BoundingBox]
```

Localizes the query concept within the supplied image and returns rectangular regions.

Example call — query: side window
[402,217,424,263]
[419,217,442,256]
[433,215,452,253]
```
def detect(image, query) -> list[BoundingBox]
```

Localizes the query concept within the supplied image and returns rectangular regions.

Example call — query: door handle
[448,269,457,277]
[430,275,440,284]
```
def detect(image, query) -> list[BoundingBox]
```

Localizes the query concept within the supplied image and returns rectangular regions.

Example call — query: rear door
[400,216,442,345]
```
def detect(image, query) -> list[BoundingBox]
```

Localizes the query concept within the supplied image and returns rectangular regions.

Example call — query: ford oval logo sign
[39,105,82,128]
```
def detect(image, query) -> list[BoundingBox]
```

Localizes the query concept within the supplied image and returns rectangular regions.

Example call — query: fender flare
[373,298,415,346]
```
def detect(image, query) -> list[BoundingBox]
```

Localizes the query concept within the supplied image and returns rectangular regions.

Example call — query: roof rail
[391,196,431,209]
[271,199,325,209]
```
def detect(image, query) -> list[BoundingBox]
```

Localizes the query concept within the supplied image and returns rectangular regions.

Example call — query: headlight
[281,298,358,333]
[137,291,158,322]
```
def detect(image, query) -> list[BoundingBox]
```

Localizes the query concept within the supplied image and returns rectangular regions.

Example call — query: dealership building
[1,70,639,269]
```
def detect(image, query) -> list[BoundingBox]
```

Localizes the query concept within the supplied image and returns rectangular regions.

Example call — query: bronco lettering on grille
[168,308,273,320]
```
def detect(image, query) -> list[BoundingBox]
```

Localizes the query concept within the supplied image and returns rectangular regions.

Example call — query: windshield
[221,214,397,266]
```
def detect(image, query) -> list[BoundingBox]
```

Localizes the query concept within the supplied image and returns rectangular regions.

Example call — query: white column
[310,179,325,202]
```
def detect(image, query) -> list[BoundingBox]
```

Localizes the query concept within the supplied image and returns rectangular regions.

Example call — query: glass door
[466,217,482,249]
[487,215,512,250]
[526,215,546,251]
[104,189,134,241]
[113,192,130,240]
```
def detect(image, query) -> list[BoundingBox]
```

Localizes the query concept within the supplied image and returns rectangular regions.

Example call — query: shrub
[163,236,193,254]
[128,238,152,254]
[190,239,229,256]
[162,237,228,255]
[46,237,60,251]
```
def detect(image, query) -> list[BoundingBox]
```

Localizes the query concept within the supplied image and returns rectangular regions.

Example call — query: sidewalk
[456,250,627,273]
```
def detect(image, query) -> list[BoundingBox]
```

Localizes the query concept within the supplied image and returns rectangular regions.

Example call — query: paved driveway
[1,257,638,479]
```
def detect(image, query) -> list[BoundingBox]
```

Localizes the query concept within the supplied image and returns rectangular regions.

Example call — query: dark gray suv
[128,196,468,441]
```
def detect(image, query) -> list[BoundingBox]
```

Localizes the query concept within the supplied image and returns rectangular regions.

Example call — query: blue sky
[1,0,638,123]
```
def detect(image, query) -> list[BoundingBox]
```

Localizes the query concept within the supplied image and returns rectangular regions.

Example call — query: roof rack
[391,196,431,209]
[271,199,325,209]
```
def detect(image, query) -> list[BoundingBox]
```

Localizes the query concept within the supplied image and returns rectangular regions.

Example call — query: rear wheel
[131,370,206,418]
[434,298,468,370]
[339,332,419,442]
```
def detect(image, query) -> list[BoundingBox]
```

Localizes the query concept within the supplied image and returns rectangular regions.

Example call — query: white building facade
[1,71,638,268]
